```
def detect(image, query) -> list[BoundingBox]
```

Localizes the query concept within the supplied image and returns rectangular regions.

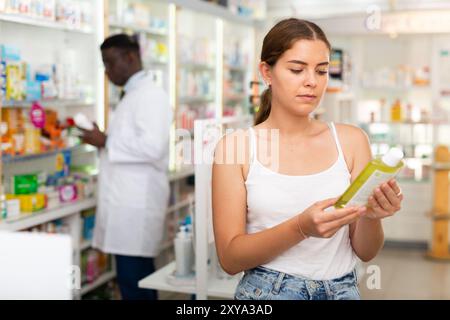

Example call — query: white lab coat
[92,71,172,257]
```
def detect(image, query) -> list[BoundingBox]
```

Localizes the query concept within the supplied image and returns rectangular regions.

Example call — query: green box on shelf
[11,172,47,195]
[11,173,39,195]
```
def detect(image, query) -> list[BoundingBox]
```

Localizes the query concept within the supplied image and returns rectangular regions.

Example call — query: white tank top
[245,122,357,280]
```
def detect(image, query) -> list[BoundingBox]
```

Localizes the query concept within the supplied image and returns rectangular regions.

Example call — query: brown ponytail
[254,18,331,125]
[255,87,272,125]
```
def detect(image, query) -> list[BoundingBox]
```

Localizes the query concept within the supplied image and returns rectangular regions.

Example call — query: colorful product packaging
[58,184,77,203]
[6,199,21,218]
[11,173,39,195]
[6,193,46,213]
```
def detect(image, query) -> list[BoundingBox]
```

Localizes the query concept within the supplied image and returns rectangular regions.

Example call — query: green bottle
[335,148,404,208]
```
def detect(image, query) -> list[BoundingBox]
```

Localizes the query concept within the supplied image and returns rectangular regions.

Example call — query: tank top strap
[328,122,345,161]
[248,127,257,163]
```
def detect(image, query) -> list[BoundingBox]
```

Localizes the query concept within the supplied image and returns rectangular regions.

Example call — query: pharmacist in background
[78,34,172,300]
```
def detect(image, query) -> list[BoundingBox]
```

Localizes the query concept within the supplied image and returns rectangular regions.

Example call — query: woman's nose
[303,70,318,88]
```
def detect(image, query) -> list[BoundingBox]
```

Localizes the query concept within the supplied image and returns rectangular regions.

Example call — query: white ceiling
[267,0,450,19]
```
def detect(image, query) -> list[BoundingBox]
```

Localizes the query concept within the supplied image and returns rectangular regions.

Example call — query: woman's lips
[296,95,317,102]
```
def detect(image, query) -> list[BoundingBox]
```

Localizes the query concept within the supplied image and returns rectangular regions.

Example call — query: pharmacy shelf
[170,0,253,26]
[167,196,194,214]
[179,96,215,105]
[180,63,215,72]
[80,239,92,251]
[80,271,116,296]
[224,93,247,101]
[0,197,96,232]
[433,162,450,170]
[147,60,168,67]
[159,239,175,252]
[225,65,247,73]
[2,144,97,164]
[138,261,240,298]
[1,99,95,109]
[109,21,168,36]
[360,85,431,91]
[361,121,444,126]
[0,13,93,34]
[168,166,194,182]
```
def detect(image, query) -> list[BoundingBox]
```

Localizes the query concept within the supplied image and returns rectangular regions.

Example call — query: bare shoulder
[333,123,371,172]
[214,128,251,167]
[334,123,370,146]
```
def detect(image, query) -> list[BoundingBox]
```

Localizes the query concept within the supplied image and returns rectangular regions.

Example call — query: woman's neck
[263,105,315,137]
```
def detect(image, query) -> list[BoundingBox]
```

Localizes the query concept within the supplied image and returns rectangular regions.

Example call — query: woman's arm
[213,131,363,275]
[212,132,304,275]
[347,127,404,262]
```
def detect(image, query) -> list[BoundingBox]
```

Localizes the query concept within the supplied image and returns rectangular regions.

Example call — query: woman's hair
[255,18,331,125]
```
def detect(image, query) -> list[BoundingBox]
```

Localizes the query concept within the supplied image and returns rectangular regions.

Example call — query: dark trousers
[115,255,158,300]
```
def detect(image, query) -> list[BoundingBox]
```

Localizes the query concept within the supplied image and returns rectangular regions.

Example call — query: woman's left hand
[363,179,404,219]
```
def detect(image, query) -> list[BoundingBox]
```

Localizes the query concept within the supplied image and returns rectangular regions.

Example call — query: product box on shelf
[58,183,77,203]
[3,0,19,14]
[5,63,25,101]
[0,44,21,62]
[54,150,71,178]
[42,0,56,20]
[81,208,95,241]
[6,193,46,213]
[5,198,20,218]
[18,0,31,15]
[44,187,59,209]
[10,173,39,194]
[56,0,81,28]
[1,60,6,97]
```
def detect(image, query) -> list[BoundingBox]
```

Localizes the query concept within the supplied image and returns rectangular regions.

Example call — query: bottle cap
[382,148,404,167]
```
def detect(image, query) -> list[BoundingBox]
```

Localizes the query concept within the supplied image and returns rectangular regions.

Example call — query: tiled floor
[157,247,450,300]
[358,248,450,300]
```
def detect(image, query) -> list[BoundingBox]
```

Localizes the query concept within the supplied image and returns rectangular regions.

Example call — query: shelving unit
[140,116,253,300]
[0,197,96,232]
[222,19,255,117]
[2,0,257,300]
[0,0,111,300]
[2,144,96,164]
[138,261,240,299]
[0,13,94,33]
[1,99,95,108]
[80,270,116,296]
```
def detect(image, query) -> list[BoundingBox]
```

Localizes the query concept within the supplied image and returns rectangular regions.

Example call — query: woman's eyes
[289,69,328,75]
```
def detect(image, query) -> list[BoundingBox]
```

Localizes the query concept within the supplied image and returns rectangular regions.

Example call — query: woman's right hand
[297,197,366,238]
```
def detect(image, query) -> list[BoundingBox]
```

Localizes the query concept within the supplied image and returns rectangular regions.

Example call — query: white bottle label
[347,169,399,207]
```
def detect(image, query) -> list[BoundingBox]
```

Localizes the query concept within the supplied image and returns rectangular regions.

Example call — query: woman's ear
[259,61,272,86]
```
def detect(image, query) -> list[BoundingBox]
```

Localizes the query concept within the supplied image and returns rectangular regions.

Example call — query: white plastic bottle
[174,225,194,277]
[74,113,94,131]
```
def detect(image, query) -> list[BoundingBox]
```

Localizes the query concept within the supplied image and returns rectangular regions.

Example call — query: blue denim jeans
[235,266,361,300]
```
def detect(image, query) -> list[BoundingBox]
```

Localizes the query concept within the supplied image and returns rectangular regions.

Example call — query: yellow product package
[6,194,46,213]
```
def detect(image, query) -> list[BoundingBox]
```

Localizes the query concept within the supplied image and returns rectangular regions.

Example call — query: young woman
[212,18,404,300]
